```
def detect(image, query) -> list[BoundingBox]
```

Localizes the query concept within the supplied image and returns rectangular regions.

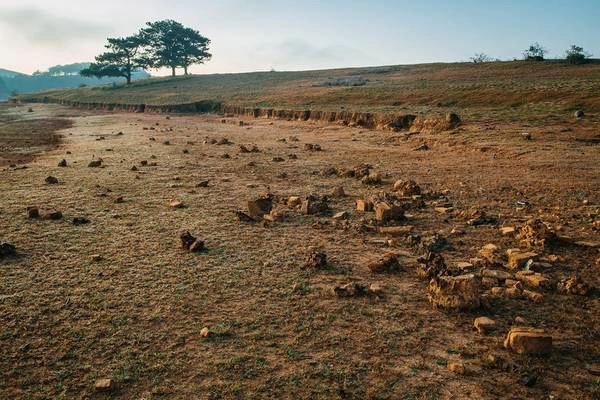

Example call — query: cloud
[252,38,375,69]
[0,7,112,47]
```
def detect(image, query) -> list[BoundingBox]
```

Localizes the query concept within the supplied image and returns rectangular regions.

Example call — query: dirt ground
[0,103,599,399]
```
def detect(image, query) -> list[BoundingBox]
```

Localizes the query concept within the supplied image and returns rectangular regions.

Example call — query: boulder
[45,176,58,184]
[247,196,273,219]
[0,242,16,258]
[27,206,39,219]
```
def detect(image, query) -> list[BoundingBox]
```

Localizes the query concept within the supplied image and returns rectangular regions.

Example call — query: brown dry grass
[0,103,599,399]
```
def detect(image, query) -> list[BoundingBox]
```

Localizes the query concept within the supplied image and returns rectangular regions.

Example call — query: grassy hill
[16,61,600,123]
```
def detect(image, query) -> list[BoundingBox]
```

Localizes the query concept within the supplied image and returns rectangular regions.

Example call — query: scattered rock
[377,225,414,237]
[474,317,496,334]
[416,252,447,280]
[367,253,403,273]
[90,254,103,262]
[300,195,329,215]
[73,217,90,225]
[247,196,273,219]
[94,378,116,392]
[361,172,382,186]
[332,211,349,220]
[517,219,559,250]
[169,200,185,209]
[43,211,62,220]
[557,275,591,296]
[522,132,532,141]
[331,282,372,297]
[287,196,302,208]
[234,210,256,222]
[507,249,538,269]
[515,270,552,289]
[304,143,322,151]
[272,157,285,162]
[523,289,544,302]
[0,242,16,258]
[393,180,421,196]
[114,196,124,204]
[574,110,584,119]
[196,180,209,188]
[415,143,430,151]
[179,231,205,252]
[88,159,102,168]
[428,274,481,310]
[27,206,39,219]
[57,159,67,167]
[375,202,404,223]
[447,362,466,375]
[332,186,345,197]
[303,250,328,269]
[45,176,58,184]
[130,166,138,171]
[504,327,552,355]
[500,226,516,236]
[200,327,213,338]
[478,243,499,262]
[356,199,374,212]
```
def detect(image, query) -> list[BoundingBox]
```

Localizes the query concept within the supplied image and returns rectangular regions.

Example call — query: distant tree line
[471,43,593,65]
[81,20,211,84]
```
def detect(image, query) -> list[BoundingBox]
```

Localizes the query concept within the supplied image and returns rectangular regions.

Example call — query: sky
[1,0,599,76]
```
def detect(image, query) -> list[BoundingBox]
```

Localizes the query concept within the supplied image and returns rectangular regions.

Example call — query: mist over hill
[0,63,150,101]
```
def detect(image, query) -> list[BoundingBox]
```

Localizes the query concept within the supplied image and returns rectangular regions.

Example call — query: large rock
[507,249,538,269]
[393,179,421,196]
[517,219,559,249]
[504,327,552,355]
[428,274,481,310]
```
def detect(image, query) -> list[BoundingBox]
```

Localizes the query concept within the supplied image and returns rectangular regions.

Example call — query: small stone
[574,110,584,119]
[428,274,481,310]
[377,226,414,236]
[435,207,453,214]
[447,362,466,375]
[43,211,62,220]
[247,196,273,219]
[88,159,102,168]
[356,199,374,212]
[45,176,59,184]
[500,226,516,236]
[375,202,404,223]
[515,270,551,289]
[478,244,499,261]
[523,289,544,302]
[332,211,349,220]
[90,254,103,262]
[362,172,382,186]
[287,196,302,208]
[94,378,116,392]
[393,179,421,196]
[504,327,552,355]
[303,251,328,269]
[507,250,538,270]
[27,206,39,219]
[169,200,185,208]
[73,217,90,225]
[114,196,124,204]
[332,186,345,197]
[521,132,532,140]
[515,316,526,324]
[367,253,402,273]
[57,159,67,167]
[200,327,212,337]
[196,180,209,188]
[0,242,17,258]
[474,317,496,334]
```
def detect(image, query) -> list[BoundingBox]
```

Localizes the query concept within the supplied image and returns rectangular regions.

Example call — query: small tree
[80,36,148,84]
[523,42,547,61]
[470,53,493,64]
[141,20,211,76]
[565,45,592,65]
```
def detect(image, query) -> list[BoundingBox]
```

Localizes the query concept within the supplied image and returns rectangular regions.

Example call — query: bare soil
[0,103,599,399]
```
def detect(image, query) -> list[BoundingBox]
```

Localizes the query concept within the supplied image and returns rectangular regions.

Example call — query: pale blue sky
[1,0,599,75]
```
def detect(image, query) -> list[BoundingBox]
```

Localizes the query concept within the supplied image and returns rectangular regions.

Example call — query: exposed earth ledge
[14,97,462,132]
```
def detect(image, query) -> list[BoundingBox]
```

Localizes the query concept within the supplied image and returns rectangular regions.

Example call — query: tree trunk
[171,67,176,77]
[184,66,188,75]
[126,75,131,84]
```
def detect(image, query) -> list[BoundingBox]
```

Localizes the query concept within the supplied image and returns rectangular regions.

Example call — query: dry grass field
[0,98,599,399]
[16,61,600,125]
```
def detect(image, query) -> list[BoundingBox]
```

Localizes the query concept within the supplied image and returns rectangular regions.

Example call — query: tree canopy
[80,20,211,83]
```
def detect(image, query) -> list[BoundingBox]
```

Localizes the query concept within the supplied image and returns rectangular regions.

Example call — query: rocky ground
[0,103,599,399]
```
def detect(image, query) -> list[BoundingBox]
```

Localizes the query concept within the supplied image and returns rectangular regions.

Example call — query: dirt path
[0,104,598,399]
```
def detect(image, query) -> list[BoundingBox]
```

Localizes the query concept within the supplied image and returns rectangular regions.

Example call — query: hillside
[0,68,25,79]
[16,61,600,123]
